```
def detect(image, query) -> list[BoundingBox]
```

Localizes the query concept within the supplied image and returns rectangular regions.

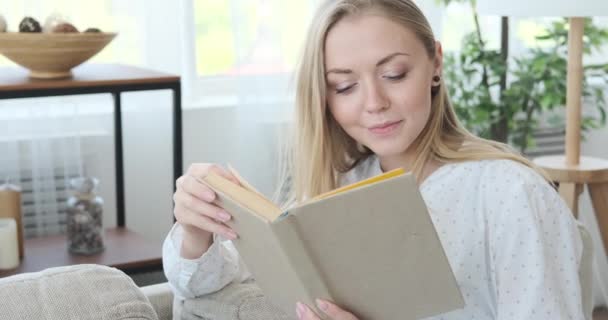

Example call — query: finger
[179,174,217,202]
[296,302,321,320]
[187,163,241,186]
[175,204,237,239]
[174,191,232,223]
[207,164,242,185]
[175,175,185,190]
[186,163,214,177]
[316,299,358,320]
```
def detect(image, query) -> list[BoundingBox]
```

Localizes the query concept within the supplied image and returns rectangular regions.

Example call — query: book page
[227,164,267,199]
[208,166,405,222]
[309,168,405,202]
[202,173,283,222]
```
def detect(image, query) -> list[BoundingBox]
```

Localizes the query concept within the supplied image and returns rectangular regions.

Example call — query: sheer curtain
[0,100,85,237]
[0,0,136,237]
[223,0,310,196]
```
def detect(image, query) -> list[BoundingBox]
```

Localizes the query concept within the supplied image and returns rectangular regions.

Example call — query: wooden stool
[534,155,608,251]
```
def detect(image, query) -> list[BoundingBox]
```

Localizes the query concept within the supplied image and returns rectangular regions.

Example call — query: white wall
[76,95,284,245]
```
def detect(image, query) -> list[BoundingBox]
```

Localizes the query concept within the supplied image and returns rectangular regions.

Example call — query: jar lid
[0,178,21,192]
[70,177,99,194]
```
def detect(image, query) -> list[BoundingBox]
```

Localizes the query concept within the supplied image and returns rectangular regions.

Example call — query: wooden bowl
[0,32,116,79]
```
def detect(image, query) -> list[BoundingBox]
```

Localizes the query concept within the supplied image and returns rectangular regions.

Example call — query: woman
[163,0,584,319]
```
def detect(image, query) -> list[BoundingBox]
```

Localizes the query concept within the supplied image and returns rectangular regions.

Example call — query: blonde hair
[278,0,546,205]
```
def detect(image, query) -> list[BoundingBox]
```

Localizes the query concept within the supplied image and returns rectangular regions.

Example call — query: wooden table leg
[589,182,608,252]
[559,182,584,218]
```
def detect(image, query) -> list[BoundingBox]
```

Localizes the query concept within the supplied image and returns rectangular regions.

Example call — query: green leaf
[540,95,553,109]
[441,9,608,146]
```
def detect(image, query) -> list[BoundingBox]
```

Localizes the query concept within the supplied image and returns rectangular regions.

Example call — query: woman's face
[324,13,441,160]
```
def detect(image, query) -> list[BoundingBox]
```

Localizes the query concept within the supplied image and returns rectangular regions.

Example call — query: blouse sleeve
[162,223,252,299]
[486,163,584,319]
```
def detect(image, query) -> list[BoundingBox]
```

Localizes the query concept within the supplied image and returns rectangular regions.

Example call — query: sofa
[0,264,292,320]
[0,264,174,320]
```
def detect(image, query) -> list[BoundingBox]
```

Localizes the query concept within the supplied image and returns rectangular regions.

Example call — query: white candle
[0,183,23,259]
[0,218,19,270]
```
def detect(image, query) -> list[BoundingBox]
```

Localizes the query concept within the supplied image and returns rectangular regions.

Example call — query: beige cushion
[0,264,158,320]
[181,280,293,320]
[140,282,174,320]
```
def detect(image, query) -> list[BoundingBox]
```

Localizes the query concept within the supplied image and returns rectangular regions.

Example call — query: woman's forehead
[324,14,423,66]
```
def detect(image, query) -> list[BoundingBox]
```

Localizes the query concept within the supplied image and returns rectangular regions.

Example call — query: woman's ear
[434,40,443,75]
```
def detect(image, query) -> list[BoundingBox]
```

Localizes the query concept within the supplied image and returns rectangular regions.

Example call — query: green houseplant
[439,0,608,153]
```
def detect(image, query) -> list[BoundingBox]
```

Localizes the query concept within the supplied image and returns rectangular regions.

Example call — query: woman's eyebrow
[376,52,410,67]
[325,68,352,75]
[325,52,410,76]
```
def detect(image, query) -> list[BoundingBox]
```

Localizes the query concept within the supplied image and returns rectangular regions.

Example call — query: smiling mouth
[368,120,403,135]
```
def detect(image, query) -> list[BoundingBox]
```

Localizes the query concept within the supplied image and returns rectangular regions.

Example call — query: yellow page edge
[310,168,406,201]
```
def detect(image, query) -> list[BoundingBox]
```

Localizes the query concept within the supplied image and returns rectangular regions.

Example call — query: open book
[201,167,464,320]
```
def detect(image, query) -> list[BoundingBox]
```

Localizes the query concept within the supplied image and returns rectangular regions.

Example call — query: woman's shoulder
[426,158,551,198]
[435,159,569,220]
[340,156,549,193]
[454,159,557,203]
[445,158,546,184]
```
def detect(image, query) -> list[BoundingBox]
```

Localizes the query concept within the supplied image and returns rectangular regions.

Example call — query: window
[187,0,315,105]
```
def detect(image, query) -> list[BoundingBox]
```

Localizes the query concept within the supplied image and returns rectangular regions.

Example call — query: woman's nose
[364,81,389,113]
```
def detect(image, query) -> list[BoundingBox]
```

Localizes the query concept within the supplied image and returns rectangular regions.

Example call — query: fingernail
[225,230,238,240]
[296,302,305,319]
[204,191,215,201]
[316,299,328,312]
[218,210,231,222]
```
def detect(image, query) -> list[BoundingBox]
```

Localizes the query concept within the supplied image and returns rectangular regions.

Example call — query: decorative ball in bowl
[0,32,117,79]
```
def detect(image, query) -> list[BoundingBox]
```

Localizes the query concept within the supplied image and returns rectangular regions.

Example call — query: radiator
[524,127,566,157]
[18,168,81,238]
[1,136,87,238]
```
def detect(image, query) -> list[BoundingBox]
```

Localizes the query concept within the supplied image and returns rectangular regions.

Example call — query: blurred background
[0,0,607,308]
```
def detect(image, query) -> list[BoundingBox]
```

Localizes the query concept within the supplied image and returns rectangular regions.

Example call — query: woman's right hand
[173,163,240,259]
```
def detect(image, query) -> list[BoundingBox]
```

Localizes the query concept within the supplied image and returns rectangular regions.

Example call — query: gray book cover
[203,172,464,319]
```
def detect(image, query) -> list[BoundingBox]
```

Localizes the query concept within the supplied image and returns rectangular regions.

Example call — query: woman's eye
[384,73,406,81]
[336,83,356,94]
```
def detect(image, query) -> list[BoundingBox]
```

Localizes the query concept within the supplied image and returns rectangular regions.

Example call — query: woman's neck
[378,153,442,185]
[378,153,416,172]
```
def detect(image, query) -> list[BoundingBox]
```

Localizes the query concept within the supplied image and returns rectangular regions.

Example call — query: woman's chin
[365,143,409,159]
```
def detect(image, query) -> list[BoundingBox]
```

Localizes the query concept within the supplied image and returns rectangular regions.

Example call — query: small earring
[431,75,441,97]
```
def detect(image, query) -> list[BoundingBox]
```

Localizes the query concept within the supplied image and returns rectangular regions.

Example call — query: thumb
[316,299,358,320]
[208,165,241,186]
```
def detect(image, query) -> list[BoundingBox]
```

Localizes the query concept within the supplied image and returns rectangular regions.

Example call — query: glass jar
[66,177,104,255]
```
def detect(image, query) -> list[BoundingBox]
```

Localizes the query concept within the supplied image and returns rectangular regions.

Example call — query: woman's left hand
[296,299,359,320]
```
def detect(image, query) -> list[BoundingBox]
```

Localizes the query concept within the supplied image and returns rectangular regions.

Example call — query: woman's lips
[369,120,403,135]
